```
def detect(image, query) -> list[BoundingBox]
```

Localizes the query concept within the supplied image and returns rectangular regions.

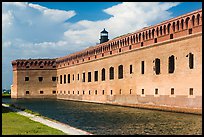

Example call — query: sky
[2,2,202,89]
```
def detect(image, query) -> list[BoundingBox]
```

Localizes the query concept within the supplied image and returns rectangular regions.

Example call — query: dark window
[83,90,85,95]
[189,53,194,69]
[129,45,132,50]
[73,91,74,94]
[40,91,43,94]
[78,91,79,94]
[60,75,62,84]
[189,28,192,34]
[26,91,29,94]
[130,89,132,94]
[25,77,29,81]
[40,66,43,68]
[95,90,97,95]
[53,90,56,94]
[110,90,113,95]
[64,75,66,84]
[102,68,105,81]
[154,38,157,43]
[110,51,112,55]
[119,89,122,94]
[155,58,160,75]
[119,48,121,52]
[102,53,104,57]
[118,65,123,79]
[68,91,70,94]
[155,88,158,95]
[109,67,114,80]
[170,34,173,39]
[64,91,66,94]
[169,55,175,73]
[89,90,91,95]
[94,71,98,81]
[102,90,105,95]
[78,74,79,80]
[88,72,91,82]
[73,74,74,81]
[82,73,85,82]
[141,42,143,47]
[142,89,144,95]
[141,61,145,74]
[52,77,56,81]
[39,77,43,82]
[68,74,70,83]
[130,65,133,74]
[171,88,174,95]
[189,88,193,95]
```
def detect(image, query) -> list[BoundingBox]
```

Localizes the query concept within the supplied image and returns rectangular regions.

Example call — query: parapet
[11,58,57,71]
[56,9,202,69]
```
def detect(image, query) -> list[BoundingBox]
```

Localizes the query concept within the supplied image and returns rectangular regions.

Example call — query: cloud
[2,2,180,89]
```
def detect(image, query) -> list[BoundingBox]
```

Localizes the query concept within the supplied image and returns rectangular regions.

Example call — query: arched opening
[177,20,180,31]
[155,58,160,75]
[142,32,145,41]
[109,67,114,80]
[189,53,194,69]
[197,14,200,25]
[152,29,155,38]
[139,33,141,42]
[118,65,123,79]
[192,15,195,27]
[172,22,176,32]
[160,26,162,35]
[163,25,166,34]
[156,27,159,37]
[167,23,171,34]
[185,17,190,29]
[102,68,105,81]
[169,55,175,73]
[181,19,184,29]
[149,30,151,39]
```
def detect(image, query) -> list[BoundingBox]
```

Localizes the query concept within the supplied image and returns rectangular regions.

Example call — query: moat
[2,98,202,135]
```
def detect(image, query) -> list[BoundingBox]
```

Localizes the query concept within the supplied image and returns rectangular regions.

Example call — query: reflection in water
[2,98,202,135]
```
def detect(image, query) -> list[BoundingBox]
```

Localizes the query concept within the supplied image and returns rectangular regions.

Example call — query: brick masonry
[11,9,202,114]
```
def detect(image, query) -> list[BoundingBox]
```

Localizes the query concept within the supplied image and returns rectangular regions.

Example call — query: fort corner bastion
[11,9,202,113]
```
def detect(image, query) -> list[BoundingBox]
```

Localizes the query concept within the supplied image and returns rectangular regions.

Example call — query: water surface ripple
[2,98,202,135]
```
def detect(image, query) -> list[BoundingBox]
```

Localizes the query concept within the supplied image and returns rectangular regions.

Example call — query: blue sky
[2,2,202,89]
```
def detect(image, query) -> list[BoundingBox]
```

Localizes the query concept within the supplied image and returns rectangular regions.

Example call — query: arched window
[118,65,123,79]
[163,25,166,34]
[192,15,195,27]
[167,23,171,34]
[169,55,175,73]
[142,32,145,41]
[155,58,160,75]
[135,34,138,43]
[181,19,184,29]
[152,29,155,38]
[156,27,159,36]
[160,26,162,35]
[172,22,176,32]
[197,14,200,25]
[149,30,151,39]
[185,17,190,29]
[102,68,105,81]
[139,33,141,41]
[177,20,180,31]
[188,53,194,69]
[109,67,114,80]
[146,31,148,40]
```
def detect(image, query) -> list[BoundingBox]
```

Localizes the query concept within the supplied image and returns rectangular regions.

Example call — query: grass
[2,106,66,135]
[2,93,11,97]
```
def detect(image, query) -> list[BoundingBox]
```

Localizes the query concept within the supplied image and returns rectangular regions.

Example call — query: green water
[2,98,202,135]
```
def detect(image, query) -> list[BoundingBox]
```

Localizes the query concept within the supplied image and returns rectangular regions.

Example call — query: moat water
[2,98,202,135]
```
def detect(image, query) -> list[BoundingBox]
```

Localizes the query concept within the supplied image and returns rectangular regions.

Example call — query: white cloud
[2,2,180,89]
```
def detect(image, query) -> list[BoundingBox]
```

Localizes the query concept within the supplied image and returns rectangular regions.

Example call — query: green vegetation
[2,93,11,97]
[2,106,66,135]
